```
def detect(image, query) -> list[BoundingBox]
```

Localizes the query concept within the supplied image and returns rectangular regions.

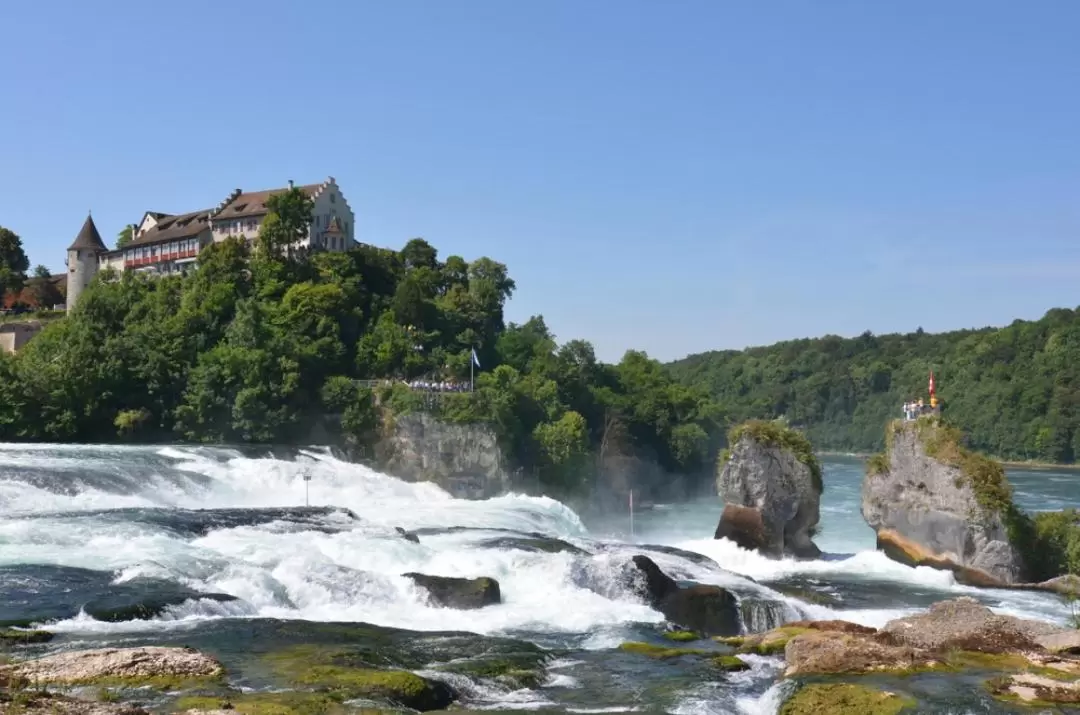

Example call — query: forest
[670,311,1080,464]
[0,188,721,496]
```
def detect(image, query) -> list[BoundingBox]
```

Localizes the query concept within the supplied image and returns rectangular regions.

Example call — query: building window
[330,193,336,203]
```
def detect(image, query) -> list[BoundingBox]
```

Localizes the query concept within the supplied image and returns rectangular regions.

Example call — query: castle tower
[66,213,108,314]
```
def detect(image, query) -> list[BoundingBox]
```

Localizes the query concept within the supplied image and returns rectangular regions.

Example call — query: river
[0,445,1075,713]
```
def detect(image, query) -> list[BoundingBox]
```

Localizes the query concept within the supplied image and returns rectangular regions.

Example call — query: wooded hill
[669,308,1080,464]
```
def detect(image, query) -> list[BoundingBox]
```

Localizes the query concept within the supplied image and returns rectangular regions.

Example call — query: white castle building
[66,177,356,313]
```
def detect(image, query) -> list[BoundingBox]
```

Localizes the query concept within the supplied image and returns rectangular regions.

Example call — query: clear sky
[2,1,1079,363]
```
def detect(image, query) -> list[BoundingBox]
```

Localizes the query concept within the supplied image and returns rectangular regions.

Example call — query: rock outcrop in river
[713,420,823,559]
[721,597,1080,710]
[377,412,510,498]
[862,417,1028,586]
[628,555,740,636]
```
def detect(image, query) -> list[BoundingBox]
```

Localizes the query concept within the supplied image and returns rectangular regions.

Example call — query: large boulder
[0,646,222,685]
[862,418,1027,586]
[714,421,822,559]
[628,555,740,636]
[404,573,501,609]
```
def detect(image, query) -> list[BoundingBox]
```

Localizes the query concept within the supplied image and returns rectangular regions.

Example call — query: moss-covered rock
[985,671,1080,707]
[863,417,1029,586]
[723,420,823,494]
[716,625,813,656]
[0,628,53,645]
[710,655,749,672]
[403,573,501,610]
[780,683,915,715]
[662,630,700,642]
[618,641,709,659]
[264,644,454,711]
[715,420,823,559]
[436,651,550,689]
[173,691,406,714]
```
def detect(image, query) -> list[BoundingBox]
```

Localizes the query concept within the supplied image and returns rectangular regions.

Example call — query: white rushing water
[0,444,1075,714]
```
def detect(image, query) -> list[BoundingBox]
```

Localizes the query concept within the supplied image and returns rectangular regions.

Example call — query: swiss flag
[929,371,936,396]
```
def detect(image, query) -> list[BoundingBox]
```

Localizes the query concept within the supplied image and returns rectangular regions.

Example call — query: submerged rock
[628,555,740,636]
[0,646,223,686]
[0,565,238,627]
[264,643,456,711]
[0,627,54,645]
[82,578,238,622]
[396,526,420,543]
[404,573,502,609]
[862,418,1027,586]
[738,598,796,633]
[714,421,823,559]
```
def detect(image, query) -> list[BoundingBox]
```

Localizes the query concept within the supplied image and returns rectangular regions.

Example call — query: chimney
[288,179,294,189]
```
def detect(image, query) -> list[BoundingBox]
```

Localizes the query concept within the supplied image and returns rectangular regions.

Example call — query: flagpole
[470,357,474,392]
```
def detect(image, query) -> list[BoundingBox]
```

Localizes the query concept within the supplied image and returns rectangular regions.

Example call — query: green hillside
[669,308,1080,463]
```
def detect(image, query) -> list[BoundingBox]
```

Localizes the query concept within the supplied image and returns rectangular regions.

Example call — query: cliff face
[376,412,510,499]
[714,422,822,559]
[861,419,1027,586]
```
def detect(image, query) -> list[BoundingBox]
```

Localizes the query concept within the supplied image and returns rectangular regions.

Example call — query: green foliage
[670,311,1080,464]
[0,225,29,300]
[0,223,720,497]
[866,452,890,476]
[725,419,823,493]
[1027,510,1080,583]
[115,224,134,250]
[27,265,62,309]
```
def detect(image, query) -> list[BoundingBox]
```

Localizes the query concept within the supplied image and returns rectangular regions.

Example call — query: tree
[256,187,315,260]
[28,265,62,309]
[401,238,438,271]
[116,225,135,249]
[0,226,29,301]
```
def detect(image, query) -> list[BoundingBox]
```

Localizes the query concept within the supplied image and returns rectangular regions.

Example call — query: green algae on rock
[264,644,454,711]
[174,692,361,714]
[710,655,750,672]
[662,630,701,642]
[0,628,54,645]
[780,683,915,715]
[716,625,815,656]
[618,641,709,659]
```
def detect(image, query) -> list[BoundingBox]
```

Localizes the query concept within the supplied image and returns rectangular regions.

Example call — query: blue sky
[2,1,1079,362]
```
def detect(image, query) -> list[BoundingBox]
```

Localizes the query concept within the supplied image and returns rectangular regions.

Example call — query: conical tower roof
[67,213,108,252]
[325,215,344,234]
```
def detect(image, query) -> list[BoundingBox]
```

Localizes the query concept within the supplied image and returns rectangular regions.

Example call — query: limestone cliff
[376,412,509,498]
[861,417,1027,586]
[714,420,822,559]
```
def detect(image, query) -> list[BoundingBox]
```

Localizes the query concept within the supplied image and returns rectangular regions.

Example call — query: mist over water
[0,443,1075,713]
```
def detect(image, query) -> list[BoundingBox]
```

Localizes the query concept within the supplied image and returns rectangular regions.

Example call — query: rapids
[0,444,1075,713]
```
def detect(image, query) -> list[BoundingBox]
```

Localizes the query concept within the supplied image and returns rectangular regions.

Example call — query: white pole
[303,472,312,507]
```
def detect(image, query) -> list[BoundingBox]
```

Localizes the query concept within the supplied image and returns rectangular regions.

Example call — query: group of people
[405,379,470,393]
[902,397,939,421]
